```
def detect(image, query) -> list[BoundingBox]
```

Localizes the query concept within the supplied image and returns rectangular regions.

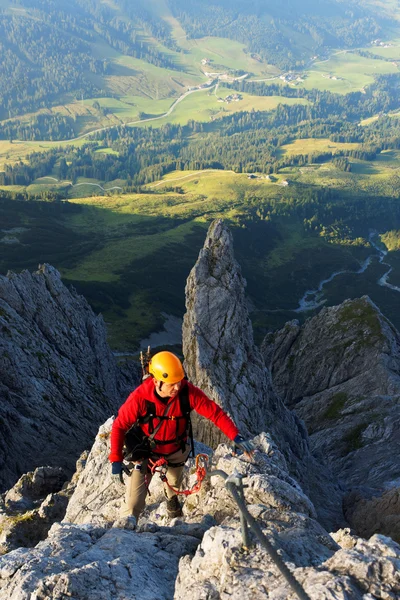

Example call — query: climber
[109,350,255,525]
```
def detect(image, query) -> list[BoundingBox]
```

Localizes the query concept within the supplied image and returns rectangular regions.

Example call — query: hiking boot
[113,515,137,530]
[166,494,183,518]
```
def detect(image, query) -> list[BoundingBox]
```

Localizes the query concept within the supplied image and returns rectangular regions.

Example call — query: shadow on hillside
[2,195,400,350]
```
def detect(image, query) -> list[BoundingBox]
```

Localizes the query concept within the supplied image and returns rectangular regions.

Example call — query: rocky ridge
[0,264,137,491]
[1,421,399,599]
[182,219,343,530]
[262,295,400,540]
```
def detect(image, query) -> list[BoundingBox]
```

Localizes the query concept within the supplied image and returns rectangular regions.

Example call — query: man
[109,351,255,526]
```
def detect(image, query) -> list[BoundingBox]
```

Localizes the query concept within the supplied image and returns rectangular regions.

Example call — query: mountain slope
[168,0,388,67]
[0,264,137,491]
[0,0,395,120]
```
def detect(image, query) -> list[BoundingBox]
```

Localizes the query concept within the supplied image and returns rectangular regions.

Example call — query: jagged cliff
[182,219,343,530]
[1,222,400,600]
[0,264,137,491]
[262,296,400,541]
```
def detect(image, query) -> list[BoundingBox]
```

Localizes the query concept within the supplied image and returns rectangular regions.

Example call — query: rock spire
[182,219,343,529]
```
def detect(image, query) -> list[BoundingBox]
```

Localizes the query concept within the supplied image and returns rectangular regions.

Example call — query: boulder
[0,459,87,554]
[1,422,400,600]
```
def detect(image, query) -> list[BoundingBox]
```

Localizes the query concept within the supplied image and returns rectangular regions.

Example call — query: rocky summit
[0,264,137,491]
[262,296,400,540]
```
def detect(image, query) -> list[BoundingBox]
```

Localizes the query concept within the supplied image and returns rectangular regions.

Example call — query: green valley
[2,0,400,351]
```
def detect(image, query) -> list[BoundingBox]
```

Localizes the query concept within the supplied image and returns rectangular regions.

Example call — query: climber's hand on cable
[233,434,256,460]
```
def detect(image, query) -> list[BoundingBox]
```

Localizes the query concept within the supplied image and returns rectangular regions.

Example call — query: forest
[2,72,400,190]
[0,0,179,118]
[168,0,384,68]
[0,0,395,120]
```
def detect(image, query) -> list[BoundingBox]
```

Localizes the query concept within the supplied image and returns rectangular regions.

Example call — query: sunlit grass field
[302,51,398,93]
[2,158,400,350]
[56,164,400,348]
[278,138,360,157]
[134,87,309,128]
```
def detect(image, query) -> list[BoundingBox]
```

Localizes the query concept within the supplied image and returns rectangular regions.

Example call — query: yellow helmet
[148,351,185,384]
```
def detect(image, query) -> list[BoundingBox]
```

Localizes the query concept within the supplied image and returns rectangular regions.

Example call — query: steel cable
[209,469,311,600]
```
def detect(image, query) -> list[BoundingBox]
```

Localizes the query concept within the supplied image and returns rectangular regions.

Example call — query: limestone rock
[175,519,400,600]
[344,487,400,543]
[182,219,344,530]
[262,296,400,540]
[63,418,127,527]
[0,522,200,600]
[0,460,86,554]
[0,264,138,491]
[174,444,400,600]
[262,297,400,410]
[4,467,68,512]
[183,219,278,445]
[1,419,400,599]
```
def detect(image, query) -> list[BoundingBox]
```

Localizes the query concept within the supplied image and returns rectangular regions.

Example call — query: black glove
[111,461,123,484]
[112,461,132,484]
[233,434,255,455]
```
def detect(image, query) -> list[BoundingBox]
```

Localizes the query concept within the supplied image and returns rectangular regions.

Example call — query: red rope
[148,453,209,496]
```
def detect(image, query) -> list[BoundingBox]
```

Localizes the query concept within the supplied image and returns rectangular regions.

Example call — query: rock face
[262,296,400,540]
[0,264,137,492]
[344,487,400,544]
[0,464,81,554]
[1,422,400,600]
[262,296,400,488]
[182,219,343,530]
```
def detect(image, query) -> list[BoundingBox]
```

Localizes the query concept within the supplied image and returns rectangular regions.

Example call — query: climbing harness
[148,453,209,496]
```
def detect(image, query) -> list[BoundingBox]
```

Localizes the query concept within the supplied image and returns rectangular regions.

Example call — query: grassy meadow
[302,51,398,93]
[134,87,309,128]
[278,138,360,157]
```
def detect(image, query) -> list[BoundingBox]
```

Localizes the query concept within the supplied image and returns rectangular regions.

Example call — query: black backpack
[123,385,194,462]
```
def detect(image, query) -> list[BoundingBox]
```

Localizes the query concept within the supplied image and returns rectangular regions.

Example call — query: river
[295,232,400,312]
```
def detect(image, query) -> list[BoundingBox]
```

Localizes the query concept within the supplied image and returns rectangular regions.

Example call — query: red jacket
[109,378,239,462]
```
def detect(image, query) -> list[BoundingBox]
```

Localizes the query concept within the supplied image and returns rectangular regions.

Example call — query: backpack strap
[138,401,156,433]
[147,400,174,449]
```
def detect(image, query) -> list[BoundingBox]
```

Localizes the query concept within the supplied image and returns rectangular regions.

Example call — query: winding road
[67,83,217,143]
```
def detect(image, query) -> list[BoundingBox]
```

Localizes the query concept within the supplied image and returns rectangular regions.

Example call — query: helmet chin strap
[155,380,166,395]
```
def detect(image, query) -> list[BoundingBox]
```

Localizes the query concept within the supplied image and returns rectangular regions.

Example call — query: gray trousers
[120,444,191,519]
